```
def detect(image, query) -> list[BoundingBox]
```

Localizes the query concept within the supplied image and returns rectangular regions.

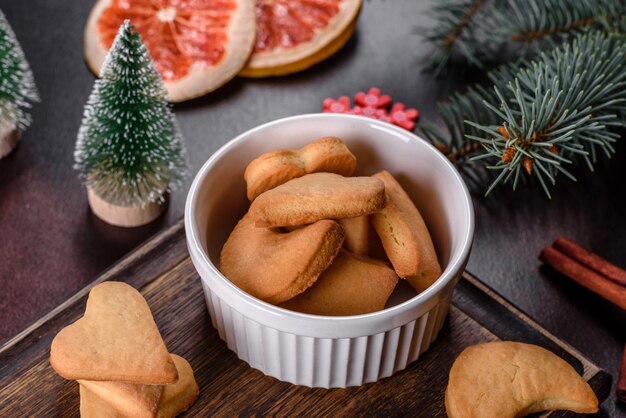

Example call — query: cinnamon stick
[540,239,626,402]
[618,344,626,402]
[539,246,626,311]
[553,236,626,287]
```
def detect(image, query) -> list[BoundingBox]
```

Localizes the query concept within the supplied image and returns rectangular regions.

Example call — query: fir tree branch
[423,0,625,73]
[472,31,626,197]
[418,61,520,164]
[419,84,499,165]
[504,0,621,43]
[419,31,626,197]
[441,0,487,47]
[423,0,498,75]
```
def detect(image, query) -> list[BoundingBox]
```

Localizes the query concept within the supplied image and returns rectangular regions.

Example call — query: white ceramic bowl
[185,114,474,388]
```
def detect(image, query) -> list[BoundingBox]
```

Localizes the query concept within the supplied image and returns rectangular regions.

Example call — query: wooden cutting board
[0,220,611,417]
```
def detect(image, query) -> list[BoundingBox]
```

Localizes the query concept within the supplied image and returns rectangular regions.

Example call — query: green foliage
[0,9,38,129]
[419,62,513,166]
[423,0,623,74]
[500,0,619,43]
[471,32,626,197]
[420,31,626,197]
[74,21,186,206]
[422,0,496,74]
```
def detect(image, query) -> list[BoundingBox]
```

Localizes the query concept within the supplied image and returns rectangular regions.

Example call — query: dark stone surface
[0,0,624,415]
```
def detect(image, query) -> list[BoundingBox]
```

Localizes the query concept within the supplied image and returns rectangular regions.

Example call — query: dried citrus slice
[84,0,256,102]
[240,0,362,78]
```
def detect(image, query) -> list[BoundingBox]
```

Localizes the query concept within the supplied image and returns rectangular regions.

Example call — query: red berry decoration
[353,105,389,121]
[322,87,419,131]
[354,87,391,109]
[322,96,352,114]
[389,103,419,131]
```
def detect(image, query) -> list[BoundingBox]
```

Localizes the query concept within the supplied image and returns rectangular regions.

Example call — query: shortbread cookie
[50,282,177,384]
[80,385,121,418]
[338,215,386,259]
[280,250,398,315]
[371,171,441,292]
[446,342,599,418]
[220,213,345,304]
[157,355,199,418]
[80,355,199,418]
[244,137,357,201]
[249,173,386,228]
[79,377,162,418]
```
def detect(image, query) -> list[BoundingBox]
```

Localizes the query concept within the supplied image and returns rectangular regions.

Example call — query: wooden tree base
[87,186,167,228]
[0,121,21,159]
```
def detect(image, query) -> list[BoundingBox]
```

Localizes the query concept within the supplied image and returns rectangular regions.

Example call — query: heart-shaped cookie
[156,355,199,418]
[280,250,399,315]
[244,137,357,201]
[79,377,162,418]
[248,172,386,228]
[371,170,441,292]
[220,213,345,304]
[337,215,386,259]
[50,282,177,384]
[79,355,199,418]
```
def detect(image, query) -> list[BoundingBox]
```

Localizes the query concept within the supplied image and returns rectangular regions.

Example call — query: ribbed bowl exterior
[202,281,452,388]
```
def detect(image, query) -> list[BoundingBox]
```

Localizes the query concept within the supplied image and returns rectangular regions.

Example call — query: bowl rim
[185,113,475,326]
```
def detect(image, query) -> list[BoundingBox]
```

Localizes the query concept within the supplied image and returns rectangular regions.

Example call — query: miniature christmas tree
[0,9,39,158]
[74,20,186,227]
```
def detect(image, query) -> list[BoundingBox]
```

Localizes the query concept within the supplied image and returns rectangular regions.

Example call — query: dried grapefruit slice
[84,0,256,102]
[240,0,362,78]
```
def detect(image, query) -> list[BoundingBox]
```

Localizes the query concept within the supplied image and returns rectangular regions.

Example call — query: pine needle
[420,31,626,196]
[422,0,624,73]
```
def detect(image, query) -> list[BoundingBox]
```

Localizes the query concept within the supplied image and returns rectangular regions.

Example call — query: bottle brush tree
[0,8,39,158]
[74,20,186,217]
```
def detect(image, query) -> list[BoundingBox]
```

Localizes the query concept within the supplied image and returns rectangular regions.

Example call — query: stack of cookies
[220,137,442,315]
[50,282,199,418]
